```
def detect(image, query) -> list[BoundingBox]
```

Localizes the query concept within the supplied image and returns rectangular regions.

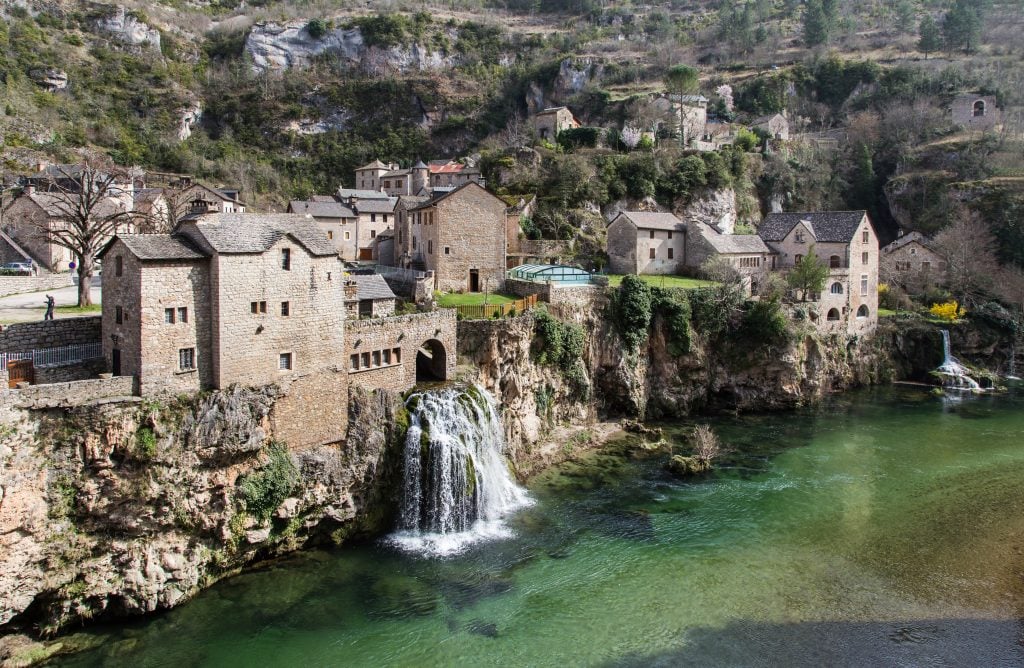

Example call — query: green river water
[54,387,1024,667]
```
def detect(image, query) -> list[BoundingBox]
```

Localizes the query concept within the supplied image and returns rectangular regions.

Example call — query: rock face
[176,102,202,142]
[28,68,68,92]
[95,7,161,51]
[679,188,737,234]
[0,385,406,635]
[244,23,460,75]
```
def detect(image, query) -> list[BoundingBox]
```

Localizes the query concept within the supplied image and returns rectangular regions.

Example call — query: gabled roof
[758,211,868,243]
[346,274,396,301]
[354,198,397,214]
[613,211,685,231]
[288,199,355,218]
[429,161,475,175]
[24,192,127,218]
[752,113,787,126]
[99,234,208,261]
[337,188,391,201]
[381,169,411,178]
[882,231,939,254]
[356,159,390,171]
[670,94,709,104]
[407,181,498,211]
[182,183,244,205]
[178,213,337,257]
[537,106,572,115]
[693,223,771,254]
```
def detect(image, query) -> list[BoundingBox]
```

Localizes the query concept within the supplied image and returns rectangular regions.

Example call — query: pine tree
[918,15,941,58]
[894,0,915,34]
[942,1,982,53]
[803,0,829,47]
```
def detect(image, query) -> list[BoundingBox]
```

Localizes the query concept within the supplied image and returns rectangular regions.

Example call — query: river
[52,386,1024,666]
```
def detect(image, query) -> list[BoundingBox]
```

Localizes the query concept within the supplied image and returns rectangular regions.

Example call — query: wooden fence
[454,294,539,320]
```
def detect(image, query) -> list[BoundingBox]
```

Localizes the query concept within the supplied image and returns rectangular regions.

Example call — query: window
[827,308,841,321]
[327,230,333,240]
[856,304,869,319]
[795,231,805,243]
[909,247,916,255]
[370,230,377,239]
[649,248,656,259]
[973,100,985,117]
[895,261,911,271]
[344,231,351,240]
[795,254,803,264]
[281,301,290,316]
[372,351,381,367]
[115,256,123,277]
[383,215,389,223]
[862,230,869,243]
[179,347,195,371]
[393,347,402,363]
[830,282,843,294]
[428,241,433,255]
[668,231,673,239]
[862,252,869,265]
[251,301,267,314]
[361,352,370,368]
[383,349,391,364]
[178,307,188,323]
[921,261,931,272]
[861,274,868,296]
[649,230,655,239]
[371,213,377,222]
[350,354,359,370]
[939,261,948,272]
[281,248,291,270]
[668,248,674,259]
[444,246,451,255]
[279,352,293,370]
[413,237,417,250]
[165,308,175,324]
[115,306,123,324]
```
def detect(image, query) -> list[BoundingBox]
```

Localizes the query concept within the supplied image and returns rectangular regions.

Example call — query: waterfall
[935,330,981,392]
[389,386,531,556]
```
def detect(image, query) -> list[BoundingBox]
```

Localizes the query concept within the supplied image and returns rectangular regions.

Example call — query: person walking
[43,294,55,321]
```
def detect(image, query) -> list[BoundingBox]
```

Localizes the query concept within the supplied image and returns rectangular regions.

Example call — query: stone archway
[416,339,448,382]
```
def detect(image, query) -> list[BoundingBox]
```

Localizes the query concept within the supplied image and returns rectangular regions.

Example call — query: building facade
[607,211,687,275]
[533,106,580,141]
[951,94,1000,130]
[880,231,947,291]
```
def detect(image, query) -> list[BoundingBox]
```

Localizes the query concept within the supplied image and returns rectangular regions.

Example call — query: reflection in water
[51,387,1024,667]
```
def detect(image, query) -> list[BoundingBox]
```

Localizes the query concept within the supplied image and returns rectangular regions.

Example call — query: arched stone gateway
[416,339,448,382]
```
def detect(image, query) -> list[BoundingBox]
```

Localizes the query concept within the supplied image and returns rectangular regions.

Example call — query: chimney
[343,279,359,301]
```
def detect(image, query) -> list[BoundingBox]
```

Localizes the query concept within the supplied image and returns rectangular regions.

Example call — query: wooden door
[7,360,33,388]
[112,349,121,376]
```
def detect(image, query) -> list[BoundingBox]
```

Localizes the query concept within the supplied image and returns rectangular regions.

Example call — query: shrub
[557,127,604,150]
[739,298,790,347]
[651,288,692,355]
[533,310,589,396]
[238,443,299,521]
[930,300,965,322]
[614,275,652,352]
[136,427,157,459]
[306,18,329,40]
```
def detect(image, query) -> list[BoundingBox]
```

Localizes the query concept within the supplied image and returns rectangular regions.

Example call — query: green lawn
[55,304,102,314]
[878,308,897,317]
[434,292,517,307]
[606,275,718,289]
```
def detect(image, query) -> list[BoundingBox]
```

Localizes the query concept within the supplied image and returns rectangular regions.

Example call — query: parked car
[0,261,33,275]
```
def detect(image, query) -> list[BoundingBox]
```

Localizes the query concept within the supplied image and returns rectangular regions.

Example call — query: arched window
[973,100,986,117]
[827,308,840,321]
[829,255,842,268]
[856,304,869,319]
[830,282,843,294]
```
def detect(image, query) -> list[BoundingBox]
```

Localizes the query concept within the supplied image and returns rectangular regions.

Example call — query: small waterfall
[935,330,981,392]
[389,386,531,556]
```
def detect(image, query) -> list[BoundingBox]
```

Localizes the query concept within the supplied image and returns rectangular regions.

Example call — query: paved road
[0,285,102,324]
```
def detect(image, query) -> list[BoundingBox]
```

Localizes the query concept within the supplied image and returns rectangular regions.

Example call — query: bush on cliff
[238,442,299,522]
[533,309,590,397]
[613,275,653,352]
[651,288,692,356]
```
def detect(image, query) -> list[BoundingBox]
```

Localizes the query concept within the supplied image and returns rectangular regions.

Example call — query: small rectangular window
[371,230,377,239]
[279,352,293,370]
[327,230,333,240]
[383,349,391,364]
[921,261,931,272]
[649,230,655,239]
[668,248,674,259]
[344,231,351,240]
[371,213,377,222]
[361,352,370,368]
[649,248,656,259]
[428,241,433,255]
[668,231,673,239]
[393,348,402,363]
[115,256,123,277]
[251,302,258,314]
[178,307,188,323]
[350,354,359,370]
[260,301,267,314]
[862,252,869,265]
[444,246,451,255]
[179,347,195,370]
[861,274,868,296]
[281,301,290,316]
[165,308,175,324]
[116,306,123,324]
[372,351,381,367]
[862,230,869,243]
[281,248,291,270]
[383,214,389,223]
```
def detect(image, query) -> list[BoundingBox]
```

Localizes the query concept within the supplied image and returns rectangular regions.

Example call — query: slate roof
[356,159,390,171]
[181,213,337,257]
[346,274,396,301]
[288,199,355,218]
[381,169,411,178]
[337,188,391,201]
[354,198,397,214]
[99,234,208,261]
[694,224,771,254]
[27,192,127,218]
[882,231,937,254]
[614,211,685,231]
[757,211,867,243]
[407,181,491,211]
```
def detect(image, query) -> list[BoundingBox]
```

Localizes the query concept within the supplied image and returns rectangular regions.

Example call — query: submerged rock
[666,455,711,478]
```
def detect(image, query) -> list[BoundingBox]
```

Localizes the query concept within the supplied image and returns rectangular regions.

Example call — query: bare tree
[932,207,1001,307]
[691,424,723,463]
[32,163,150,306]
[498,110,533,149]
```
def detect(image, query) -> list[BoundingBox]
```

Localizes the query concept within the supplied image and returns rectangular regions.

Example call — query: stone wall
[951,95,1000,130]
[432,185,507,293]
[0,316,101,354]
[34,358,107,385]
[548,284,602,305]
[269,369,350,448]
[0,375,135,410]
[0,274,73,298]
[606,218,638,275]
[345,310,456,392]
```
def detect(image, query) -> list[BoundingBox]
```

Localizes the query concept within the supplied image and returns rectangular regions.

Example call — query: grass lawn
[54,304,102,315]
[435,292,517,307]
[878,308,897,317]
[606,275,718,289]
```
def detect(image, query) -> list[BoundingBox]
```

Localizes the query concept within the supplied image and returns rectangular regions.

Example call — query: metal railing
[375,265,427,281]
[0,342,103,370]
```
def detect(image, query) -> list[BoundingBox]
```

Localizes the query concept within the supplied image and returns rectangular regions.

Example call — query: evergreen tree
[894,0,915,34]
[942,0,982,53]
[803,0,829,47]
[918,15,941,58]
[787,246,830,300]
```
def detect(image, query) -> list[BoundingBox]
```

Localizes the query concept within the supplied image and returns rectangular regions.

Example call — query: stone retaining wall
[34,359,107,385]
[0,317,101,354]
[0,275,73,298]
[1,375,136,410]
[504,278,602,305]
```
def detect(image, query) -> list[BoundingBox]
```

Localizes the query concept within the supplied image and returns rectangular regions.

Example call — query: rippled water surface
[53,387,1024,667]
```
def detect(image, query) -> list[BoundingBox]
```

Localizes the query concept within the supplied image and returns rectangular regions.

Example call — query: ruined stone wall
[0,275,73,298]
[1,316,101,354]
[345,310,456,392]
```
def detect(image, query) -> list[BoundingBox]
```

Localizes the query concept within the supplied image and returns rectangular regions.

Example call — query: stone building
[353,159,482,197]
[752,113,790,140]
[880,231,947,291]
[343,274,397,319]
[352,198,397,261]
[287,196,358,259]
[758,211,879,336]
[99,213,347,395]
[951,94,1000,130]
[427,160,483,189]
[532,106,580,141]
[684,222,772,290]
[394,183,507,292]
[607,211,687,275]
[177,183,246,214]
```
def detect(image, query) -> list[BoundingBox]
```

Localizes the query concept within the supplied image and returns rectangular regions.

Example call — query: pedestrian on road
[43,294,55,321]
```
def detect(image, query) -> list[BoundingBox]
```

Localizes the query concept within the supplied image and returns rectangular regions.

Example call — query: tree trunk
[77,255,93,307]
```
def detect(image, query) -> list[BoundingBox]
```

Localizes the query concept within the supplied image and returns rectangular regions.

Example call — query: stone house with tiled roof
[343,273,396,318]
[287,196,358,259]
[607,211,687,275]
[758,210,878,336]
[394,182,506,292]
[880,231,947,291]
[532,106,580,141]
[352,197,397,261]
[684,222,773,289]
